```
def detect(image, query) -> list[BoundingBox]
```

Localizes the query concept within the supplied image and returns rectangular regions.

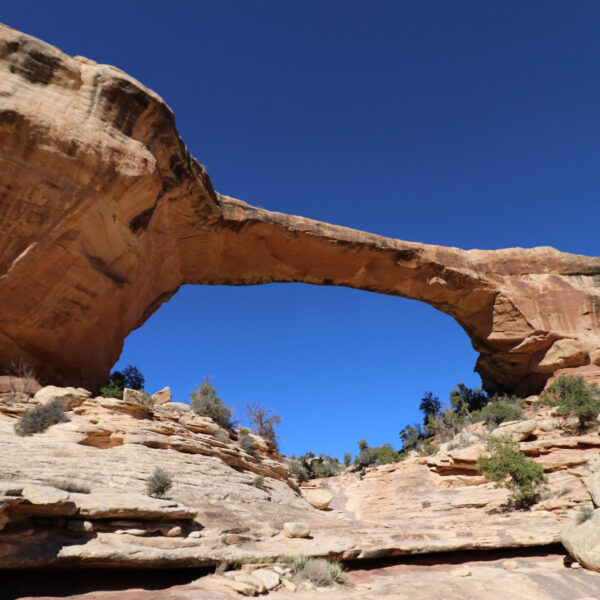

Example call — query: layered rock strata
[1,386,599,569]
[1,23,600,394]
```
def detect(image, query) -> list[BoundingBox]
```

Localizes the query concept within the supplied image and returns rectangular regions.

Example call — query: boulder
[151,387,171,405]
[302,488,333,510]
[561,508,600,571]
[489,419,537,442]
[283,521,310,538]
[34,386,91,409]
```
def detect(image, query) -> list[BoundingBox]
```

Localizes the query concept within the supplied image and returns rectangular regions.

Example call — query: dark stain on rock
[10,51,61,85]
[100,78,150,137]
[129,206,155,233]
[0,109,17,125]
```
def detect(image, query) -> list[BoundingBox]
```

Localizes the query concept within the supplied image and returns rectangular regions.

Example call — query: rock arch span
[1,24,600,394]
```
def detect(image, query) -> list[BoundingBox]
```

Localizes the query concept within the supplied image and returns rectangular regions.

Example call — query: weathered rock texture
[1,23,600,394]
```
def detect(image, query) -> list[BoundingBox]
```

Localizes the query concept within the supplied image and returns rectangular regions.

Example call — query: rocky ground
[2,380,600,598]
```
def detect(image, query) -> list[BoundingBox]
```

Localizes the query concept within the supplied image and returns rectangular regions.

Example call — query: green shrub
[477,438,547,504]
[292,555,307,571]
[14,400,68,436]
[472,399,524,428]
[146,468,173,497]
[239,434,255,455]
[326,561,347,584]
[190,379,234,429]
[547,375,600,431]
[287,458,310,481]
[355,442,402,468]
[100,364,145,399]
[426,408,468,442]
[343,452,352,467]
[358,439,368,450]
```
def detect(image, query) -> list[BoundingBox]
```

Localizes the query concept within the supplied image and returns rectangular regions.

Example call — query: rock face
[1,23,600,394]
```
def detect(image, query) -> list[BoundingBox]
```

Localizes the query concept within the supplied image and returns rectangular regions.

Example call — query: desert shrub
[355,442,402,468]
[292,555,307,571]
[472,399,524,428]
[326,561,347,584]
[577,505,594,524]
[477,438,547,504]
[343,452,352,467]
[101,364,145,399]
[287,458,311,481]
[426,408,468,442]
[146,468,173,497]
[239,427,250,436]
[399,424,423,453]
[5,359,38,397]
[190,379,234,429]
[450,383,489,414]
[251,475,266,490]
[15,400,68,436]
[239,434,255,455]
[302,559,333,586]
[547,375,600,431]
[422,500,431,508]
[245,402,281,444]
[51,480,91,494]
[421,439,438,455]
[358,438,368,450]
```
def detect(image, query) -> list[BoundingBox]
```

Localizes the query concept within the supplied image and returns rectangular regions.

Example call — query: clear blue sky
[5,1,600,458]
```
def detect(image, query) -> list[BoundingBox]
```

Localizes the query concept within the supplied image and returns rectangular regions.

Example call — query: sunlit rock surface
[1,23,600,394]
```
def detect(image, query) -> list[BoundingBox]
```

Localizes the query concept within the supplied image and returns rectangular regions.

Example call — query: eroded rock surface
[1,24,600,394]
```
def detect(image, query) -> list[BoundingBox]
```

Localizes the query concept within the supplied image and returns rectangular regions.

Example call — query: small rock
[188,530,202,539]
[164,526,182,537]
[503,560,518,570]
[115,528,148,536]
[232,573,266,593]
[252,568,280,590]
[571,561,582,569]
[217,577,257,596]
[66,520,94,533]
[283,521,310,538]
[281,579,297,592]
[302,489,333,510]
[451,566,471,577]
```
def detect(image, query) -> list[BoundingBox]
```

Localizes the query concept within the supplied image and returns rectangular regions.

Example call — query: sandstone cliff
[1,22,600,395]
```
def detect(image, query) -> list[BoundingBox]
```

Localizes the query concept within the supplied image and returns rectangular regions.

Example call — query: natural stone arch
[1,24,600,394]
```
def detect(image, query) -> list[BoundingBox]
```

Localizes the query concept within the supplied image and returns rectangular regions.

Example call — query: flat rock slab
[70,492,197,520]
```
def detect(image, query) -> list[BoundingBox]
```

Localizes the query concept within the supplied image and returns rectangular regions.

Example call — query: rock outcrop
[1,23,600,394]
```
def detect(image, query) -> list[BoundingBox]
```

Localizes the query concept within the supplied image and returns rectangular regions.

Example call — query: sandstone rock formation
[1,24,600,394]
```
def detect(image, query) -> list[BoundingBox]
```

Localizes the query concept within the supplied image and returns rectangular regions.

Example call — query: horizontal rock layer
[1,24,600,394]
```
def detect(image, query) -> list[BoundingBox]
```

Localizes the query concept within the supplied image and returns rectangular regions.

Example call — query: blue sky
[5,1,600,458]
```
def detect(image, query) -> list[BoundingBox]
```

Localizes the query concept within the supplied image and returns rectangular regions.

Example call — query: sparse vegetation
[146,467,173,497]
[477,437,547,505]
[472,398,524,429]
[239,434,256,455]
[343,452,352,467]
[4,359,38,398]
[190,378,234,429]
[302,559,335,586]
[251,475,266,490]
[286,452,340,480]
[292,554,307,571]
[14,400,68,436]
[577,505,594,524]
[545,375,600,432]
[245,402,281,444]
[355,441,402,467]
[101,365,145,399]
[51,480,91,494]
